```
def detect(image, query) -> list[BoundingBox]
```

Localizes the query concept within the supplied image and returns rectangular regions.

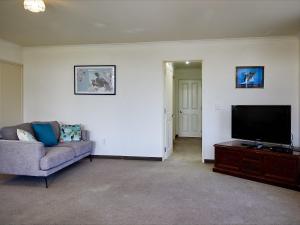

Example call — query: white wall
[23,36,300,159]
[0,38,22,64]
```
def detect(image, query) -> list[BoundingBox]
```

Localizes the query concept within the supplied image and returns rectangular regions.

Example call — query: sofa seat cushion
[40,147,75,170]
[56,141,92,157]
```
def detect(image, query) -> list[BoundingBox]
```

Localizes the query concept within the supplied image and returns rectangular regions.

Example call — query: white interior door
[164,63,174,159]
[178,80,201,137]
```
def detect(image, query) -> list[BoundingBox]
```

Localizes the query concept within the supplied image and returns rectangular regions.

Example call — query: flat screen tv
[232,105,291,145]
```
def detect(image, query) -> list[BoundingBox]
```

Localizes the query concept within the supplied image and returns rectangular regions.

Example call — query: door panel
[181,114,189,132]
[191,82,198,109]
[178,80,201,137]
[181,83,189,109]
[191,114,199,132]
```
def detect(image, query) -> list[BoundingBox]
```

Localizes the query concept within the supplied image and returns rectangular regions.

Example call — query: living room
[0,1,300,224]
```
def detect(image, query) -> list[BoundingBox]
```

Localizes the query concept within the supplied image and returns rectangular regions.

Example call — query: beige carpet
[0,137,299,225]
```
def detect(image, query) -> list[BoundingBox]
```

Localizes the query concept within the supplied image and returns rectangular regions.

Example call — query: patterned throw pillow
[60,124,81,142]
[17,129,37,142]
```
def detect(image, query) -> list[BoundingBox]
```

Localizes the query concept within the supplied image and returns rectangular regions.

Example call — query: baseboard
[92,155,163,161]
[204,159,215,163]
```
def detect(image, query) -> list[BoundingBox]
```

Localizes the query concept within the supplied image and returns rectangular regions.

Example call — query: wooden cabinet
[213,141,300,190]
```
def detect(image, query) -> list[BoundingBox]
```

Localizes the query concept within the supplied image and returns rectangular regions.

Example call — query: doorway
[163,60,202,160]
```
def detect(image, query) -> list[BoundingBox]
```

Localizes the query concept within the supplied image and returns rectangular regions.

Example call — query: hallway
[168,137,202,163]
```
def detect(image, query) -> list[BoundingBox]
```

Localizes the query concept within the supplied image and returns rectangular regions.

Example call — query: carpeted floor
[0,137,300,225]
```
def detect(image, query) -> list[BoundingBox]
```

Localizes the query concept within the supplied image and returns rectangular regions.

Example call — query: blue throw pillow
[32,123,58,147]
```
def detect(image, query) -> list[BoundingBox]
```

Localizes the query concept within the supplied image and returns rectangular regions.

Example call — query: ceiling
[0,0,299,46]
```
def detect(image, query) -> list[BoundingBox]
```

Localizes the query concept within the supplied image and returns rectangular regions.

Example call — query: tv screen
[232,105,291,145]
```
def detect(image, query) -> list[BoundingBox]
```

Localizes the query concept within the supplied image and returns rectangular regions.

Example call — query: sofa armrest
[81,130,89,141]
[0,140,46,176]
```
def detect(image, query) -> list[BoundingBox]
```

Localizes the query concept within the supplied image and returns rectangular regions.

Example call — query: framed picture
[74,65,116,95]
[236,66,264,88]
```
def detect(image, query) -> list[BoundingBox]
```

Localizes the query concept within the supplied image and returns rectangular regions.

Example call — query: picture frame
[236,66,264,88]
[74,65,116,95]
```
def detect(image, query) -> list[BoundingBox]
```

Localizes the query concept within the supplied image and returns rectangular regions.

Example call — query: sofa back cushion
[32,121,60,142]
[0,123,34,140]
[32,123,58,147]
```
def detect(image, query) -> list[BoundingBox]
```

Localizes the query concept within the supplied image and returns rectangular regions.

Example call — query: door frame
[163,62,174,160]
[162,60,203,161]
[0,60,23,127]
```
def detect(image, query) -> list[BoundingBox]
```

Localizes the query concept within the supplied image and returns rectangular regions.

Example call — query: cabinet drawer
[264,155,298,184]
[215,147,242,171]
[243,151,262,162]
[241,159,263,175]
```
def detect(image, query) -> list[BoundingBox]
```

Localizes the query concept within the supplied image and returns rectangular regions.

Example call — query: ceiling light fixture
[24,0,46,13]
[185,61,190,65]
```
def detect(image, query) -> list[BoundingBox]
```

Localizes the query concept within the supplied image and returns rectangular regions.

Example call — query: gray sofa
[0,121,93,188]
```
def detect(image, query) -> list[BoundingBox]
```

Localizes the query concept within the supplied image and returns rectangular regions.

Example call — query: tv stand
[213,141,300,190]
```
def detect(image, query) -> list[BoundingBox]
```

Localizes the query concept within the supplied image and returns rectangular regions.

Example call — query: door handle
[179,110,182,114]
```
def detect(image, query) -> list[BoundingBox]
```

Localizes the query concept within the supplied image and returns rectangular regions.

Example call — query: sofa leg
[89,154,93,162]
[44,177,48,188]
